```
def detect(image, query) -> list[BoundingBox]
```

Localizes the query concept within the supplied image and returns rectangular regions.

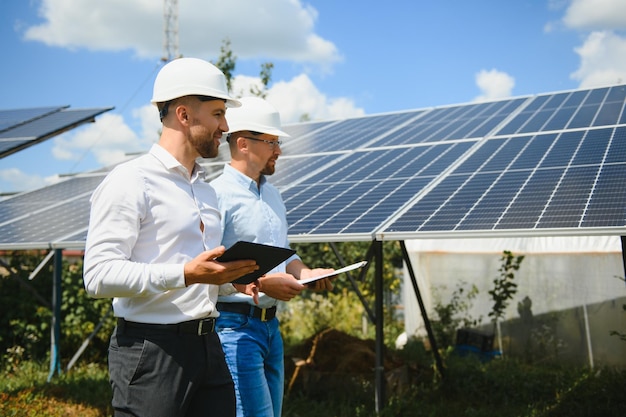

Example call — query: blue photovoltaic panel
[282,120,336,139]
[268,154,340,188]
[368,98,527,147]
[0,108,108,139]
[0,196,92,247]
[0,175,105,248]
[0,107,112,158]
[1,84,626,248]
[0,139,34,154]
[0,106,65,133]
[59,229,89,245]
[497,85,626,136]
[383,125,626,234]
[282,141,476,236]
[280,111,423,155]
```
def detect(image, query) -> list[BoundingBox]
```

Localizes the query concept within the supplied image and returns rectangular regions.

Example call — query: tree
[488,250,524,355]
[212,39,273,98]
[212,38,237,92]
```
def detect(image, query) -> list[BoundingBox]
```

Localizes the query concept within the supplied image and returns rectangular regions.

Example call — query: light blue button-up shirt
[211,163,300,307]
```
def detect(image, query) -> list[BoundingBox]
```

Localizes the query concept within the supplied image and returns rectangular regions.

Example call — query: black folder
[216,241,296,284]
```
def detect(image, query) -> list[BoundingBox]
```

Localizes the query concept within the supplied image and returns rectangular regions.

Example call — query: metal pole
[329,241,376,323]
[374,240,385,414]
[582,303,594,369]
[620,236,626,282]
[47,248,63,382]
[400,241,445,378]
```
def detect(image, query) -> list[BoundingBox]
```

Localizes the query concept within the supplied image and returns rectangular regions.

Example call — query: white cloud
[570,31,626,87]
[22,0,341,69]
[0,168,61,195]
[269,74,364,123]
[230,73,364,123]
[473,69,515,102]
[558,0,626,87]
[562,0,626,30]
[51,107,159,169]
[17,0,353,168]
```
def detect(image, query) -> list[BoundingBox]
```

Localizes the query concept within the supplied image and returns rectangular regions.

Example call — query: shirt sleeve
[83,166,186,298]
[218,283,239,296]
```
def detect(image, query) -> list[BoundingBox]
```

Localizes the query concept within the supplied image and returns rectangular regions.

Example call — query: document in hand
[216,241,296,284]
[299,261,368,285]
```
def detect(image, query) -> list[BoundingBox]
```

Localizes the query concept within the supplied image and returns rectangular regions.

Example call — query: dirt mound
[285,328,396,396]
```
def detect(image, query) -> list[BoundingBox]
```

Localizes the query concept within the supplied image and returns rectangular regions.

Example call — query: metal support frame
[47,248,63,382]
[67,307,113,371]
[400,241,446,378]
[329,242,376,322]
[373,240,385,414]
[326,239,446,413]
[328,240,385,412]
[620,236,626,282]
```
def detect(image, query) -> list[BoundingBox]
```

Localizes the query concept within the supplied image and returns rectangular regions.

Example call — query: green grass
[0,362,111,416]
[1,357,625,417]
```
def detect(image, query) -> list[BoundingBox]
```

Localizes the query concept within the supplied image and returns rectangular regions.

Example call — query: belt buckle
[197,318,214,335]
[260,308,267,321]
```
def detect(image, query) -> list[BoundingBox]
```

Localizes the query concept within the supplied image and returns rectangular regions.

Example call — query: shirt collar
[223,163,266,193]
[150,144,207,180]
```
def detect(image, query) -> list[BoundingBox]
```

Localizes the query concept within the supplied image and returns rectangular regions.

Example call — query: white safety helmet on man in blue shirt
[226,96,290,137]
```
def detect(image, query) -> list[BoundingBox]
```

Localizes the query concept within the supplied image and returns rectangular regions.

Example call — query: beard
[188,124,219,158]
[261,160,276,176]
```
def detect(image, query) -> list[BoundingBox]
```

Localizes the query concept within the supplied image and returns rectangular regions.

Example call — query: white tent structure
[402,236,626,367]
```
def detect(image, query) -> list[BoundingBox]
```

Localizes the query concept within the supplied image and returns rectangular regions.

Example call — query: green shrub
[0,251,114,369]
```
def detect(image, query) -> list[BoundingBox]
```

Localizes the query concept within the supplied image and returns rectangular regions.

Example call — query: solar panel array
[0,106,113,158]
[380,85,626,239]
[0,84,624,249]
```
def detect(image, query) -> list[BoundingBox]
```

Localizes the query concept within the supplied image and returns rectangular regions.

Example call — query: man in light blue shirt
[211,97,333,417]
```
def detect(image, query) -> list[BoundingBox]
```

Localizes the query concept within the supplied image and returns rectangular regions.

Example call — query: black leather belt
[217,302,277,322]
[117,317,216,336]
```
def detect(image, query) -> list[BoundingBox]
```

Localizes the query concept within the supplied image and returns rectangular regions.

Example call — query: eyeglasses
[242,136,282,149]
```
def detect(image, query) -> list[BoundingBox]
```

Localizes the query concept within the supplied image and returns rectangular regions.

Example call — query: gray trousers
[108,320,235,417]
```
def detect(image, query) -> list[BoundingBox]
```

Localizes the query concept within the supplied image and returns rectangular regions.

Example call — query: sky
[1,0,626,194]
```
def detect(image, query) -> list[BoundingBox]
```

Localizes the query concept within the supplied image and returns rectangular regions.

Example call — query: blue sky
[1,0,626,194]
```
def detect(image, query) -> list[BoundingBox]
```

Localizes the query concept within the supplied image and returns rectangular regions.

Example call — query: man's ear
[175,104,189,125]
[236,135,249,152]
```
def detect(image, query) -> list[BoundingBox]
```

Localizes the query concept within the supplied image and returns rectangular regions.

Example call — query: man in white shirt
[83,57,258,417]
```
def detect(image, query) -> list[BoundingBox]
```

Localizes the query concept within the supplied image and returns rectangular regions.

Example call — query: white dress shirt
[83,144,222,324]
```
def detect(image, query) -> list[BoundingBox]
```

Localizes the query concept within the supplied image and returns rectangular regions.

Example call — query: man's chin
[200,146,219,159]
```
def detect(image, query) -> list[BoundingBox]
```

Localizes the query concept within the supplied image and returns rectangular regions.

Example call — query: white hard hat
[227,96,290,137]
[151,57,241,108]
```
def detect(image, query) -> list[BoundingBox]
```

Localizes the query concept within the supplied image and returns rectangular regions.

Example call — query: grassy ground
[2,356,626,417]
[0,362,111,417]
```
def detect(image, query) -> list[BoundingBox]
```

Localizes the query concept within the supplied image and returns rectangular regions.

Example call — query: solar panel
[380,125,626,237]
[1,84,625,249]
[280,111,423,154]
[0,107,113,158]
[0,175,105,249]
[367,98,527,147]
[281,141,476,238]
[0,196,92,248]
[0,106,66,133]
[0,138,35,155]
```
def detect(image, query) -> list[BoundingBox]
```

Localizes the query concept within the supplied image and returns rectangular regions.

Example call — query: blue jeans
[216,311,284,417]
